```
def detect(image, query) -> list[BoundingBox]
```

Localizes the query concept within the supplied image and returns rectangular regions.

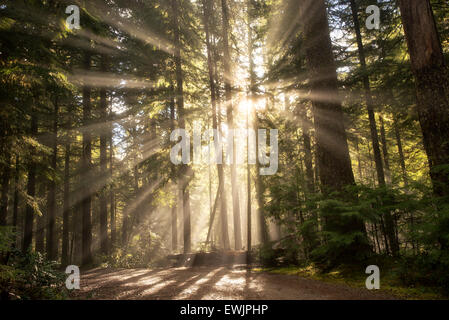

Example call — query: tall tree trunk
[379,115,391,184]
[22,106,38,252]
[393,114,408,186]
[355,134,363,182]
[62,120,71,266]
[254,112,269,245]
[171,0,191,254]
[35,181,45,253]
[46,97,58,261]
[109,126,116,250]
[202,0,230,250]
[0,151,10,226]
[221,0,242,250]
[301,0,369,260]
[170,84,178,252]
[349,0,386,186]
[99,56,109,255]
[299,106,315,193]
[246,0,254,252]
[12,156,19,236]
[81,52,93,265]
[398,0,449,198]
[349,3,398,257]
[302,0,355,191]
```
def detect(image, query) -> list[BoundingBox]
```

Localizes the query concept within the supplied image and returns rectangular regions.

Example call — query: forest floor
[68,266,399,300]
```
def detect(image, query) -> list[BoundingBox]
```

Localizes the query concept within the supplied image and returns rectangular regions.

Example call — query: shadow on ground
[70,266,399,300]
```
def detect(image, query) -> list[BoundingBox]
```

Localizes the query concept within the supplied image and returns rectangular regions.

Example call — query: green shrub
[0,249,67,300]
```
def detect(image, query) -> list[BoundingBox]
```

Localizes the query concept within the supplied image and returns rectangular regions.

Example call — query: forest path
[69,266,398,300]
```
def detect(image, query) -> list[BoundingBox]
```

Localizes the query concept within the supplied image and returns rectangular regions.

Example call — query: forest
[0,0,449,300]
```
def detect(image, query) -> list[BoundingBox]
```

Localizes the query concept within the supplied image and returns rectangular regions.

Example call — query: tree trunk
[202,0,230,250]
[169,84,178,252]
[0,151,10,226]
[22,107,38,252]
[171,0,191,254]
[99,56,109,255]
[35,181,45,253]
[109,126,116,250]
[12,156,19,236]
[81,52,93,265]
[221,0,242,250]
[0,118,11,227]
[393,113,408,186]
[349,0,386,187]
[398,0,449,197]
[62,122,71,266]
[299,106,315,193]
[246,0,254,252]
[379,115,391,184]
[46,97,58,261]
[301,0,369,260]
[254,112,269,245]
[355,134,363,182]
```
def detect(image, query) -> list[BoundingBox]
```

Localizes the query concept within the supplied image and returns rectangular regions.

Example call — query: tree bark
[169,84,178,252]
[299,106,315,193]
[81,52,93,265]
[12,156,19,233]
[61,118,71,266]
[301,0,369,260]
[109,125,116,250]
[221,0,242,250]
[349,0,386,187]
[46,97,58,261]
[22,106,38,252]
[171,0,192,254]
[99,56,109,255]
[202,0,230,250]
[0,151,10,226]
[393,113,408,186]
[379,115,391,184]
[398,0,449,197]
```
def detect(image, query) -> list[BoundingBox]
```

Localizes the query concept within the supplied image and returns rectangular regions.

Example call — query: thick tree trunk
[99,57,109,255]
[46,97,58,261]
[62,128,71,266]
[398,0,449,197]
[81,52,93,265]
[202,0,230,250]
[301,0,369,260]
[221,0,242,250]
[302,0,355,191]
[22,107,38,252]
[171,0,191,254]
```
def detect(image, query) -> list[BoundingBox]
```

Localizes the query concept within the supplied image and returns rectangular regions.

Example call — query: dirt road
[69,266,398,300]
